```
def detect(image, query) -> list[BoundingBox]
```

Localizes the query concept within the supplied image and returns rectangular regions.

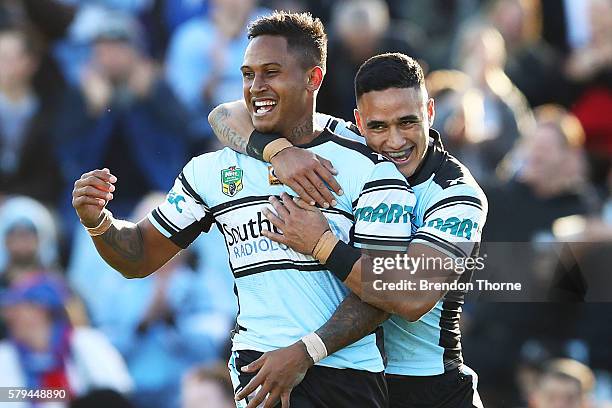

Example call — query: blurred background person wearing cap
[0,274,133,407]
[0,196,60,288]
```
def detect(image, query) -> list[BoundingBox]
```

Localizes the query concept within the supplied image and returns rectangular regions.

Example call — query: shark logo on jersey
[221,166,244,197]
[167,191,185,213]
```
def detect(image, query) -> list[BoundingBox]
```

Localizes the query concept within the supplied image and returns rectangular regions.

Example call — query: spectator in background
[0,196,59,283]
[1,219,44,288]
[317,0,419,121]
[485,105,596,243]
[566,0,612,192]
[529,359,595,408]
[441,22,533,182]
[487,0,568,107]
[0,274,133,408]
[165,0,267,146]
[0,25,62,205]
[392,0,480,71]
[52,12,190,223]
[181,364,235,408]
[68,193,233,408]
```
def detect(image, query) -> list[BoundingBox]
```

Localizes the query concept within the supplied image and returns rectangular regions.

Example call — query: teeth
[387,147,413,158]
[388,151,407,158]
[254,100,277,107]
[257,106,273,114]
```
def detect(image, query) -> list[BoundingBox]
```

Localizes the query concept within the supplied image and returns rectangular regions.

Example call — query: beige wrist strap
[83,209,114,237]
[263,138,293,162]
[312,230,339,264]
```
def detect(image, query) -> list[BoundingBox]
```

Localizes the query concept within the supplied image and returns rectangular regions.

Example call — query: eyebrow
[366,120,387,128]
[398,115,420,122]
[240,62,282,71]
[366,115,420,128]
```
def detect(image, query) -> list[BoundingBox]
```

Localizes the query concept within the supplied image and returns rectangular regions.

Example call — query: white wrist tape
[300,333,328,364]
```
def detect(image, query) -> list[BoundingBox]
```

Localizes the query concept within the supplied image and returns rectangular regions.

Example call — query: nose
[250,73,268,95]
[387,127,406,150]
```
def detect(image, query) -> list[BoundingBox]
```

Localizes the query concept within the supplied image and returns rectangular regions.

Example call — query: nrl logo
[221,166,244,197]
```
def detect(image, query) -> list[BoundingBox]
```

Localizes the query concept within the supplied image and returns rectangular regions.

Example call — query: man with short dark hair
[210,52,487,408]
[72,11,414,408]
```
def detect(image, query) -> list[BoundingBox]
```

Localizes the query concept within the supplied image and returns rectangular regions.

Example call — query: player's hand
[261,193,330,255]
[270,147,342,209]
[235,341,313,408]
[72,168,117,227]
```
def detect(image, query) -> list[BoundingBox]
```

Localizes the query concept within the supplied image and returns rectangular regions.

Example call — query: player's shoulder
[437,155,482,192]
[184,148,249,185]
[312,127,387,167]
[314,112,363,143]
[189,147,245,167]
[424,153,488,215]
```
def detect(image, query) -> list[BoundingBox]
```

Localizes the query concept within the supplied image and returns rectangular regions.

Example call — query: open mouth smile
[384,146,415,164]
[253,99,278,116]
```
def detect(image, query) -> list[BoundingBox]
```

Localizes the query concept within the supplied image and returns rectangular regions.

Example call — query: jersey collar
[407,129,447,186]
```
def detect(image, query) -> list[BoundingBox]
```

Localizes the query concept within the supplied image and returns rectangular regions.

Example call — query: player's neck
[283,115,318,145]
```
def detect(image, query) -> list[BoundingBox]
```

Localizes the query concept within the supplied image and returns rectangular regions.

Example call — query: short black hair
[355,53,424,99]
[248,11,327,71]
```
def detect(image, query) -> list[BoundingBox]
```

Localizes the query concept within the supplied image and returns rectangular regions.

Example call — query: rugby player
[72,12,416,408]
[209,53,488,408]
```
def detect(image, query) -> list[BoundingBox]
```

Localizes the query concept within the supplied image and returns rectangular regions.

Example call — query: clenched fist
[72,168,117,227]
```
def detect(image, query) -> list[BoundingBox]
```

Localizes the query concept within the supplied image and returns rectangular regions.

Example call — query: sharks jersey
[148,127,416,372]
[321,114,488,376]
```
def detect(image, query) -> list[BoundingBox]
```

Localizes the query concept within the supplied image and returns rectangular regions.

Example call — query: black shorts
[229,350,388,408]
[387,366,484,408]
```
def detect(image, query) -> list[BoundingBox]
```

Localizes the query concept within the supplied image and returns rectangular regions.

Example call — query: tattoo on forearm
[316,293,389,355]
[100,224,144,263]
[209,106,248,153]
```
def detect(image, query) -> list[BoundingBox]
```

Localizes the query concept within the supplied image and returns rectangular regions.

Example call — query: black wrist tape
[325,241,361,282]
[246,130,283,161]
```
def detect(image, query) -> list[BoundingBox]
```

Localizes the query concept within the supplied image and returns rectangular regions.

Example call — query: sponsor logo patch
[354,204,413,223]
[221,166,244,197]
[427,217,479,239]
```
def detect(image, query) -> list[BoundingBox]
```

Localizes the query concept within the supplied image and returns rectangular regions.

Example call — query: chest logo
[221,166,244,197]
[268,166,282,185]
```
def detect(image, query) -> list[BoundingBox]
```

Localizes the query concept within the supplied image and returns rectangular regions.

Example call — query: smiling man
[72,11,419,408]
[209,53,488,408]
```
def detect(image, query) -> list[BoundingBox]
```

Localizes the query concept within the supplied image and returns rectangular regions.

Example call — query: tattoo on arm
[100,223,145,263]
[209,106,248,154]
[316,292,390,355]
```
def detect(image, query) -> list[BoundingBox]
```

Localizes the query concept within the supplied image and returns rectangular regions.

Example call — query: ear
[306,66,324,92]
[426,97,435,128]
[354,108,365,135]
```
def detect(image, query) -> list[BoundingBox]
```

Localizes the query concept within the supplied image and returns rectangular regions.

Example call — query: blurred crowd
[0,0,610,407]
